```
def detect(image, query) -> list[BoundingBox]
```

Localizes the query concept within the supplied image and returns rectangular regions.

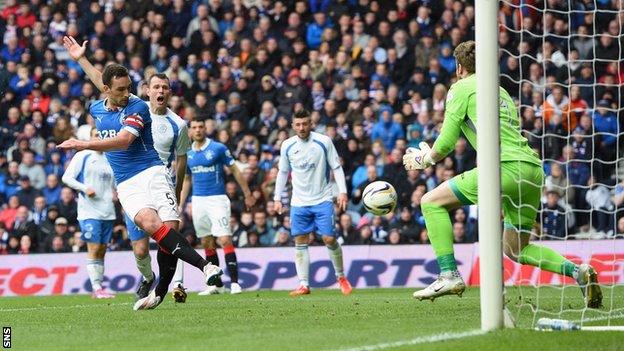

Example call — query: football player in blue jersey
[178,118,255,295]
[58,37,221,310]
[63,35,193,303]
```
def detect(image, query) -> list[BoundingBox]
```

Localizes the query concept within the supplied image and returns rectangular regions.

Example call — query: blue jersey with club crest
[186,139,235,196]
[89,94,163,184]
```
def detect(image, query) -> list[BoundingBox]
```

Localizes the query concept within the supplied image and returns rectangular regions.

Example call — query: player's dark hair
[190,117,206,125]
[454,41,476,74]
[102,64,129,87]
[148,73,170,86]
[293,109,311,119]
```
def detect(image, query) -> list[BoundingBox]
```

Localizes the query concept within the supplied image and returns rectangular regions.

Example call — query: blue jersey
[187,139,235,196]
[89,94,163,184]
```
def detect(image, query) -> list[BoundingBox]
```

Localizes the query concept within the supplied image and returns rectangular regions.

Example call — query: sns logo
[3,327,10,348]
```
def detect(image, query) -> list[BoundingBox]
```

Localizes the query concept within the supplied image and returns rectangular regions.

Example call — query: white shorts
[117,165,180,223]
[192,195,231,237]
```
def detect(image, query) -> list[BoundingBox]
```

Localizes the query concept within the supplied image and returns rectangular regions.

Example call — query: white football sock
[172,259,185,286]
[326,242,345,278]
[295,243,310,287]
[135,254,154,282]
[87,258,103,291]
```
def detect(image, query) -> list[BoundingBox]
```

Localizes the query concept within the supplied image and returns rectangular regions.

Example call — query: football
[362,181,398,215]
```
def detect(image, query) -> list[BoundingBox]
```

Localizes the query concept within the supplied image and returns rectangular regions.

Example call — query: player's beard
[297,129,311,140]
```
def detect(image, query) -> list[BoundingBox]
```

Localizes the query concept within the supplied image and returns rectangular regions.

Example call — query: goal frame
[476,0,504,331]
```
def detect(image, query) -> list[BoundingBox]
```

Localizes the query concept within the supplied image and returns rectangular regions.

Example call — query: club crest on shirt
[204,150,215,160]
[157,124,168,134]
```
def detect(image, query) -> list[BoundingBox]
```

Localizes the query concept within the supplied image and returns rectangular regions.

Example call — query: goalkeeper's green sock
[422,202,457,272]
[518,244,577,277]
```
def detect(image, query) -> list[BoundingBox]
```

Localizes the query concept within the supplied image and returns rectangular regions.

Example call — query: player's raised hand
[86,187,96,198]
[337,193,348,212]
[63,36,88,61]
[274,200,283,215]
[58,138,88,151]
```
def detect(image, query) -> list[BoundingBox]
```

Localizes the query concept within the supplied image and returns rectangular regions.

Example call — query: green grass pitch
[1,286,623,351]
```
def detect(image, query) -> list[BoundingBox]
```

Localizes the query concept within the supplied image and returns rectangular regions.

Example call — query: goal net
[498,0,624,328]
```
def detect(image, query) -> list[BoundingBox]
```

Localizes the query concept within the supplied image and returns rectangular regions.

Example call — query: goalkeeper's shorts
[448,161,544,232]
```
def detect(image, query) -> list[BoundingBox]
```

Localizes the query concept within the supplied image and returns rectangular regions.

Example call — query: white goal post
[476,0,504,331]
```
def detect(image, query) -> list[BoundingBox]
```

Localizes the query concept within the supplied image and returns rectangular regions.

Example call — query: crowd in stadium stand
[0,0,623,254]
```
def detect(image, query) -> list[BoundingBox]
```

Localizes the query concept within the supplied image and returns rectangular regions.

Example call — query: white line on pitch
[333,329,488,351]
[575,313,624,323]
[0,302,132,312]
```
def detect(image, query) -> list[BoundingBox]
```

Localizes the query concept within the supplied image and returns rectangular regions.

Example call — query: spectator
[545,162,574,205]
[336,213,358,245]
[306,12,330,50]
[354,225,374,245]
[253,211,275,246]
[57,187,78,226]
[18,151,46,189]
[44,217,70,253]
[12,206,38,251]
[453,222,467,244]
[2,161,21,200]
[562,85,588,133]
[30,196,48,225]
[38,204,60,246]
[371,105,405,151]
[392,207,422,243]
[585,177,614,237]
[0,196,20,231]
[42,174,62,205]
[540,190,568,239]
[16,176,43,208]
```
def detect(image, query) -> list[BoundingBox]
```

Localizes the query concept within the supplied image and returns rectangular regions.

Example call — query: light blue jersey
[187,139,235,196]
[89,94,162,184]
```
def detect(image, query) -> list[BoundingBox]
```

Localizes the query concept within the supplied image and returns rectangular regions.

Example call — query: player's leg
[289,205,313,296]
[81,219,115,299]
[217,236,242,294]
[413,170,473,300]
[191,197,223,295]
[165,220,187,303]
[211,196,239,293]
[120,167,221,286]
[316,201,352,295]
[203,236,220,266]
[501,162,602,308]
[127,214,155,300]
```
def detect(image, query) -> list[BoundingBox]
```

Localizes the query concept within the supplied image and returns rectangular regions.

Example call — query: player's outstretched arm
[58,130,136,152]
[230,164,255,209]
[63,36,105,92]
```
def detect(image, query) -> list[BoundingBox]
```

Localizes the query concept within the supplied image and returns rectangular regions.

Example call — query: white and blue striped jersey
[89,94,162,183]
[186,139,235,196]
[62,150,116,220]
[278,131,341,206]
[150,108,190,176]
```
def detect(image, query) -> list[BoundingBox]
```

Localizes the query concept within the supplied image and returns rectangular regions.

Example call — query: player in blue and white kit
[59,36,222,310]
[273,109,353,296]
[178,118,254,295]
[121,74,191,303]
[62,127,116,299]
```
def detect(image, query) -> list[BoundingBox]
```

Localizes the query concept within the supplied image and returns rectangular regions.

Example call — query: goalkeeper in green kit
[403,41,602,308]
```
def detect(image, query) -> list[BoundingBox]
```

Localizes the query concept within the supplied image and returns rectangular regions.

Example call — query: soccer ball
[362,181,398,216]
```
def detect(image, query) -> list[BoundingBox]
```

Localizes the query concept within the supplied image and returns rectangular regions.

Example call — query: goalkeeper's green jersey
[433,74,541,166]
